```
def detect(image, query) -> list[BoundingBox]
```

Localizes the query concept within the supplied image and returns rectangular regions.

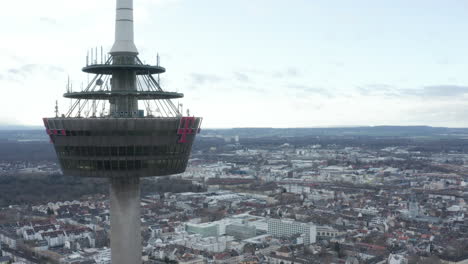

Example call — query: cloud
[11,64,64,75]
[40,17,57,25]
[357,84,468,98]
[3,64,64,82]
[286,67,299,77]
[8,68,20,75]
[357,84,392,95]
[356,84,400,97]
[289,84,333,98]
[190,73,222,85]
[273,67,301,79]
[435,58,450,65]
[244,86,265,93]
[141,0,182,7]
[402,85,468,97]
[234,72,250,82]
[400,101,468,126]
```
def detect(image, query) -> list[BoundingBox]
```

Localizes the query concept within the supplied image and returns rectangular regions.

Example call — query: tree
[46,207,54,215]
[334,242,340,252]
[408,255,441,264]
[163,256,177,264]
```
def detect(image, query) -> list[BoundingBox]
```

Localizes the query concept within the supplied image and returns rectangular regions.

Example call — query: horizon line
[2,124,468,130]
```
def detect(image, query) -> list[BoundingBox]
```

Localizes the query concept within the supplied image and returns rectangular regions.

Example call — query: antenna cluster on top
[66,76,73,93]
[60,45,186,119]
[86,46,109,66]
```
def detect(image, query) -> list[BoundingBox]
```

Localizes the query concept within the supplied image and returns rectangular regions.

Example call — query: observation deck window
[119,147,126,156]
[127,160,135,170]
[119,161,126,170]
[60,157,187,172]
[111,160,118,170]
[135,160,141,169]
[104,161,111,170]
[111,147,118,156]
[135,146,143,156]
[127,146,134,155]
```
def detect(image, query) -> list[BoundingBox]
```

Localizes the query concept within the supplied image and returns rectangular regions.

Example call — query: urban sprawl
[0,131,467,264]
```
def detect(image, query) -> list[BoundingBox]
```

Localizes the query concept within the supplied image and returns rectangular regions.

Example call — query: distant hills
[0,125,43,130]
[2,125,468,138]
[202,126,468,138]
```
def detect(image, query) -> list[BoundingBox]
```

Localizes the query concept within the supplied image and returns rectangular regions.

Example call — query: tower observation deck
[43,0,202,263]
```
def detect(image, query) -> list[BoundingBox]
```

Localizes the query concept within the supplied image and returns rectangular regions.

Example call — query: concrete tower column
[109,0,139,117]
[111,0,138,55]
[110,177,141,264]
[110,66,138,116]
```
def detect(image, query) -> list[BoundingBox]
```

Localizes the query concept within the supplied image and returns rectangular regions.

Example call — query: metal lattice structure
[43,25,202,179]
[64,55,185,118]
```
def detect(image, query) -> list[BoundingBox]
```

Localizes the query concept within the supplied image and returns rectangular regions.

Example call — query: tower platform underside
[44,117,201,178]
[82,64,166,75]
[63,90,183,100]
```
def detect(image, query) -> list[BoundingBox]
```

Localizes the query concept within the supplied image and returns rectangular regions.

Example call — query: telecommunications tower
[43,0,202,263]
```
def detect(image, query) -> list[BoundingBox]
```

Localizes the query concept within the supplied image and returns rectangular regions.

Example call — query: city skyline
[2,0,468,128]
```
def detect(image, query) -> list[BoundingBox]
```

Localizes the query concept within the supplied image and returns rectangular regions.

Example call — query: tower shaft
[110,1,140,262]
[110,177,142,264]
[110,56,138,116]
[111,0,138,55]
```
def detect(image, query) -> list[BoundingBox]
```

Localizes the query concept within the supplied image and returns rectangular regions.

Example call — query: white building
[267,218,316,244]
[92,248,111,264]
[388,254,408,264]
[174,233,234,253]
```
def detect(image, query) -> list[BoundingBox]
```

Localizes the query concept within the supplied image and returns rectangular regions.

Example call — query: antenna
[67,76,70,93]
[55,100,59,118]
[101,46,103,64]
[157,53,161,84]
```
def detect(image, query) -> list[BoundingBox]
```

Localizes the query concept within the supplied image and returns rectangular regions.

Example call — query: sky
[2,0,468,128]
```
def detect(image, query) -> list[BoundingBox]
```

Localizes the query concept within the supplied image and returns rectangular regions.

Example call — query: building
[175,235,233,253]
[267,218,317,244]
[225,224,257,240]
[408,196,420,218]
[177,254,205,264]
[186,223,219,238]
[43,0,201,263]
[388,254,408,264]
[0,228,18,249]
[316,226,342,239]
[0,256,11,264]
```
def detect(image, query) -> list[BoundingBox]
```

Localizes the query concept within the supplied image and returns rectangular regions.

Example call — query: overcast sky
[2,0,468,128]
